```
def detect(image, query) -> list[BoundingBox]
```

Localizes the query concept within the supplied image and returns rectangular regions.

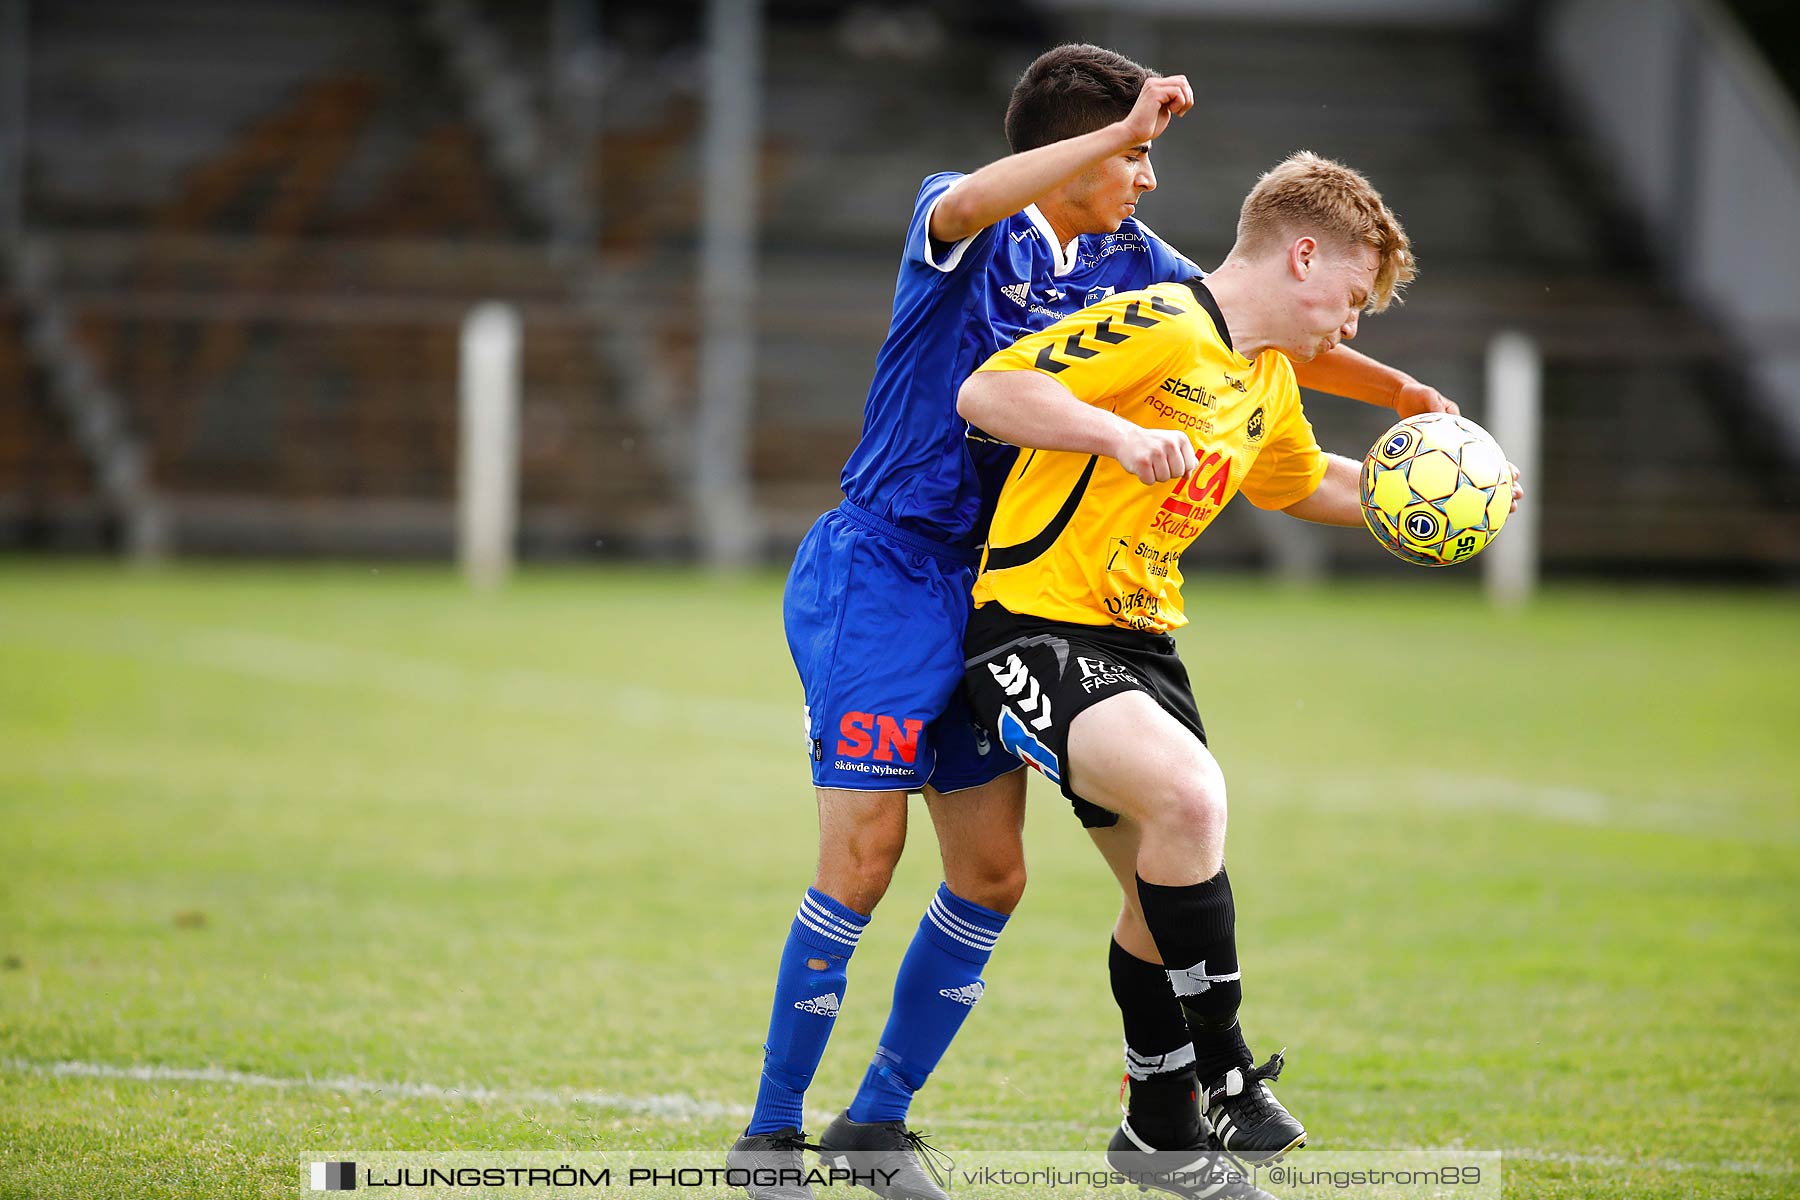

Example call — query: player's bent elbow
[956,375,995,423]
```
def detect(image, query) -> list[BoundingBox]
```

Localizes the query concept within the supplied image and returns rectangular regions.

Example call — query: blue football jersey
[839,170,1202,550]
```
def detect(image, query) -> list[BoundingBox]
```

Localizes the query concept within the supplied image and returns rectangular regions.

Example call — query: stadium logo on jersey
[836,711,925,763]
[938,982,985,1006]
[1085,285,1116,305]
[1246,406,1266,443]
[1001,282,1030,307]
[1160,377,1215,408]
[794,992,842,1016]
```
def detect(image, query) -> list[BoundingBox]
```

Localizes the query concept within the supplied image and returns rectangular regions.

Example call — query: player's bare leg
[1089,817,1160,963]
[926,766,1029,915]
[1069,695,1304,1178]
[813,787,910,915]
[1067,692,1228,880]
[732,789,909,1200]
[819,769,1028,1200]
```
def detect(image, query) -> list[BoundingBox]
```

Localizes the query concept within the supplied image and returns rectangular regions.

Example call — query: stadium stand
[2,0,1794,575]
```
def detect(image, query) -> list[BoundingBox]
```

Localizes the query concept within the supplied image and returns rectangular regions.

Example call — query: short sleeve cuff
[920,187,979,274]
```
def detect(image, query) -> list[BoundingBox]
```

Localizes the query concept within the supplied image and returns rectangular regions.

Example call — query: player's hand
[1119,75,1194,145]
[1394,381,1459,418]
[1114,426,1199,485]
[1507,461,1523,513]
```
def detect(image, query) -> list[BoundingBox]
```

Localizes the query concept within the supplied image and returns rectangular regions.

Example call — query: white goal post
[458,301,521,590]
[1483,330,1542,608]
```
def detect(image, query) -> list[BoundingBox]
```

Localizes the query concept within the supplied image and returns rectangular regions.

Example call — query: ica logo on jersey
[1153,450,1233,536]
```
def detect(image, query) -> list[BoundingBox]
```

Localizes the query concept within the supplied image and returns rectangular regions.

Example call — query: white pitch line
[5,1059,1793,1176]
[2,1058,754,1122]
[0,1059,1062,1133]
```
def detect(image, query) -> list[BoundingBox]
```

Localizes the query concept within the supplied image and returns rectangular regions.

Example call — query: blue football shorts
[783,500,1023,793]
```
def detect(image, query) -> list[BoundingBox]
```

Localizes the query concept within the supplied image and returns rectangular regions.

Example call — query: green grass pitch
[1,563,1795,1198]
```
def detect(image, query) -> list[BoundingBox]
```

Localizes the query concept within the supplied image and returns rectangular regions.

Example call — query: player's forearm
[931,123,1143,244]
[1282,454,1364,526]
[1290,344,1412,409]
[958,371,1136,457]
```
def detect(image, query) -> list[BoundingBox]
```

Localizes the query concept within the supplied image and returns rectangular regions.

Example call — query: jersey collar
[1023,204,1081,277]
[1185,277,1256,370]
[1184,277,1233,350]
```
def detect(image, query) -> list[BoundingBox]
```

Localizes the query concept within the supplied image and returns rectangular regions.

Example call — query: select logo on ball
[1404,509,1440,542]
[1378,428,1416,463]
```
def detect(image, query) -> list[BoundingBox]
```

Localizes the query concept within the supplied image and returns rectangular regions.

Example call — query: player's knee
[1152,772,1227,869]
[817,821,907,912]
[947,854,1027,915]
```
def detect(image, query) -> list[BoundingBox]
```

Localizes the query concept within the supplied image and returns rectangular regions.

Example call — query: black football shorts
[962,603,1207,828]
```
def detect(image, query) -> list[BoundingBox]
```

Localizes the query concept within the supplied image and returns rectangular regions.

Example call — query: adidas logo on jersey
[1001,282,1030,307]
[938,982,985,1006]
[794,992,842,1016]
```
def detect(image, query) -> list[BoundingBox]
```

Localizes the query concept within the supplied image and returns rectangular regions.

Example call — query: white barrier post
[459,302,521,591]
[694,0,761,570]
[1484,331,1541,608]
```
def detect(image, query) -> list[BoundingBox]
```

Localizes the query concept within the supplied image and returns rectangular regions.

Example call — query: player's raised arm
[1292,344,1461,418]
[958,370,1197,485]
[930,74,1193,245]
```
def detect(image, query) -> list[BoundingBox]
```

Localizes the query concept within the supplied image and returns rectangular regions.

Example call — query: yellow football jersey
[971,280,1325,632]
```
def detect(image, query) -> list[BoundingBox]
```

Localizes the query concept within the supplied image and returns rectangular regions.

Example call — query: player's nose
[1138,159,1157,192]
[1340,312,1360,340]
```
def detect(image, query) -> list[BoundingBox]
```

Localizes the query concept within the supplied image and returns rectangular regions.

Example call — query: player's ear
[1288,236,1317,283]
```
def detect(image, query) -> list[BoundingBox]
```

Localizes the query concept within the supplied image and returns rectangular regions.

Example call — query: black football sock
[1135,870,1255,1084]
[1109,938,1202,1147]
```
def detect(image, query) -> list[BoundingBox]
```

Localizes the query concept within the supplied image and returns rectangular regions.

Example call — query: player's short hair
[1005,44,1151,154]
[1236,151,1416,311]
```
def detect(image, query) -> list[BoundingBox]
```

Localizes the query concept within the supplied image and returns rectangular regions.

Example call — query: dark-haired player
[731,47,1459,1200]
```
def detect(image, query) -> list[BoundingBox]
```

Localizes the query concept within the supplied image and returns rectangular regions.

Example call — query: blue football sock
[846,883,1008,1125]
[747,888,870,1136]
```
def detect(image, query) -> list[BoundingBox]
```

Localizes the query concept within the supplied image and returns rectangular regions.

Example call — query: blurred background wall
[1,0,1795,579]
